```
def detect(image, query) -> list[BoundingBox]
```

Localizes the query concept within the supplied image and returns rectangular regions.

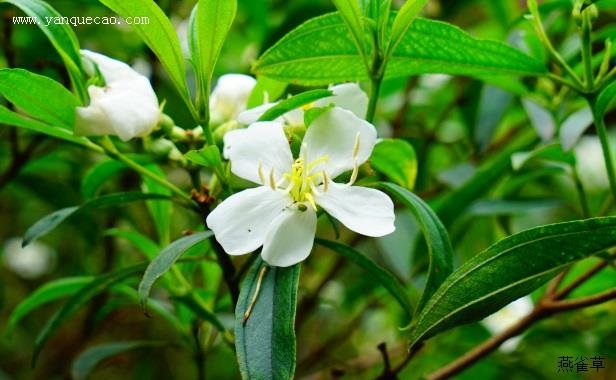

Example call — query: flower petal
[261,206,317,267]
[301,107,377,178]
[316,182,395,237]
[237,102,277,125]
[223,121,294,184]
[315,83,368,118]
[210,74,256,123]
[206,187,290,255]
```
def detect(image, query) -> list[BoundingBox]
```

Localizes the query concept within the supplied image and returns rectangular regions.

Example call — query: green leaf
[466,198,563,216]
[379,183,454,311]
[23,192,170,246]
[138,231,213,312]
[246,76,288,108]
[257,89,334,122]
[0,105,99,150]
[522,99,556,142]
[559,107,593,151]
[371,139,417,190]
[511,144,576,171]
[185,146,226,181]
[172,293,226,332]
[142,165,172,245]
[80,155,156,199]
[33,263,148,365]
[316,238,414,318]
[387,0,428,57]
[7,277,93,335]
[253,13,546,86]
[189,0,237,116]
[99,0,193,114]
[104,228,160,260]
[0,0,85,98]
[71,341,167,380]
[235,258,300,380]
[0,69,78,128]
[596,80,616,119]
[409,217,616,347]
[331,0,367,58]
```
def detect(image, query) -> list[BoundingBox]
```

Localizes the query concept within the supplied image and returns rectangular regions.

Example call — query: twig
[554,257,611,300]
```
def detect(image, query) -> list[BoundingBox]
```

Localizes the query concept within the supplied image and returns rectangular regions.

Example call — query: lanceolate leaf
[316,239,415,318]
[380,183,454,311]
[257,89,333,122]
[71,341,167,380]
[0,69,78,128]
[138,231,214,312]
[235,258,300,380]
[142,165,172,245]
[0,105,99,150]
[23,192,170,247]
[99,0,193,114]
[7,277,93,335]
[0,0,85,98]
[33,263,148,365]
[80,155,156,199]
[387,0,428,58]
[409,217,616,347]
[190,0,237,116]
[371,139,418,190]
[595,80,616,119]
[331,0,367,58]
[104,228,160,260]
[253,13,546,86]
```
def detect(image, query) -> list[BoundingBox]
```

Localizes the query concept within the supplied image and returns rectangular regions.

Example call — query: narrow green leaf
[33,263,148,365]
[254,13,546,86]
[466,198,563,216]
[559,107,593,151]
[142,165,172,245]
[1,0,85,98]
[0,105,99,150]
[387,0,428,57]
[80,155,156,199]
[98,0,192,113]
[138,231,213,312]
[316,238,414,318]
[104,228,160,260]
[511,144,576,171]
[257,89,333,122]
[0,69,78,128]
[331,0,367,57]
[23,192,170,246]
[371,139,417,190]
[190,0,237,115]
[71,341,167,380]
[596,80,616,119]
[7,277,93,335]
[409,217,616,347]
[235,258,300,380]
[380,183,454,311]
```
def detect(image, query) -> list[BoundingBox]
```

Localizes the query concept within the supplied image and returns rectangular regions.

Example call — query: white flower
[2,237,55,279]
[75,50,160,141]
[206,107,395,267]
[482,296,533,352]
[209,74,257,125]
[238,83,368,126]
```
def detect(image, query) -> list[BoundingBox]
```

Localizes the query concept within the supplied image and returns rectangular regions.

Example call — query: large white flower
[238,83,368,126]
[482,296,533,352]
[206,107,395,267]
[75,50,160,141]
[209,74,257,125]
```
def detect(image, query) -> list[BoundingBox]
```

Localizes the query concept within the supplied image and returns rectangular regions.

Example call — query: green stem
[581,11,594,90]
[590,101,616,203]
[572,167,590,218]
[366,76,382,124]
[99,137,197,209]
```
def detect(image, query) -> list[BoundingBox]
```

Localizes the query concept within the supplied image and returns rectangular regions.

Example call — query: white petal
[206,187,290,255]
[316,182,395,237]
[261,206,317,267]
[281,108,305,127]
[301,107,377,178]
[223,121,294,184]
[315,83,368,118]
[210,74,257,123]
[76,50,160,141]
[237,102,277,125]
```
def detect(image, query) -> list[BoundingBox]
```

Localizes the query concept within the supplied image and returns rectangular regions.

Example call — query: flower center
[285,156,329,210]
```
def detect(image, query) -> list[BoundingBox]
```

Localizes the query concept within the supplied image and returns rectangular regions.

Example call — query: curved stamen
[258,162,265,185]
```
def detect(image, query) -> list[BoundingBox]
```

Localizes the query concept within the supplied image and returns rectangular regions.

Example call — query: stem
[366,76,382,124]
[572,168,590,218]
[581,10,594,90]
[589,102,616,202]
[99,137,197,209]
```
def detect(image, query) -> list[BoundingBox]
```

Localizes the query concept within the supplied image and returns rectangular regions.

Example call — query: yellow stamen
[258,162,265,184]
[352,132,361,159]
[304,193,317,211]
[348,159,359,186]
[322,170,329,192]
[269,169,276,190]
